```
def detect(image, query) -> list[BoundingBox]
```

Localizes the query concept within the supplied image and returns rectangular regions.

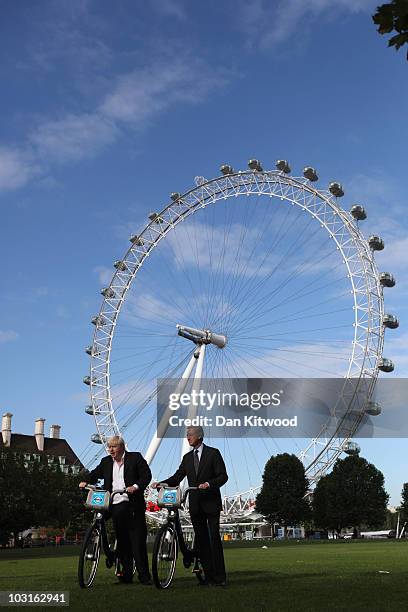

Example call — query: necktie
[194,449,200,475]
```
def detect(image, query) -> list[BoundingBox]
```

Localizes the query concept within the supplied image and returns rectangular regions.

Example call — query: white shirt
[193,444,209,487]
[194,443,204,461]
[112,453,128,504]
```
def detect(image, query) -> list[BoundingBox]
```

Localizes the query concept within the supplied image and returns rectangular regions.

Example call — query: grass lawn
[1,540,407,611]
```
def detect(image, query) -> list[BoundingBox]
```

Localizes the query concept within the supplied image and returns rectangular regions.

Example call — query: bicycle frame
[152,486,204,588]
[78,486,127,587]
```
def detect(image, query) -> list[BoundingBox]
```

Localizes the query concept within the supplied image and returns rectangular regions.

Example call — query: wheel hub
[176,324,227,348]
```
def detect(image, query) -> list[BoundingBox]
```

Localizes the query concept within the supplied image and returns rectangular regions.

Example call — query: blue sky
[1,0,407,505]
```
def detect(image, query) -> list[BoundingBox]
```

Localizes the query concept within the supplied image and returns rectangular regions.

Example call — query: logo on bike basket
[163,491,177,504]
[91,493,105,505]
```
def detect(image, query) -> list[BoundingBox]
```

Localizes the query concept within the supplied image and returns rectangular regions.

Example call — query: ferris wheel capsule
[129,234,144,245]
[378,358,394,372]
[220,164,234,175]
[368,235,384,251]
[344,441,360,455]
[85,405,94,415]
[148,212,164,223]
[276,160,291,173]
[83,376,92,386]
[303,167,318,181]
[114,260,127,271]
[329,182,344,197]
[383,314,399,329]
[379,272,395,287]
[350,205,367,220]
[85,346,93,355]
[101,287,115,298]
[248,159,263,171]
[91,433,103,444]
[365,401,382,416]
[170,192,182,203]
[91,315,106,326]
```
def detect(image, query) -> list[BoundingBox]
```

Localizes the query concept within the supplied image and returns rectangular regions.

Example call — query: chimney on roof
[1,412,13,447]
[35,418,45,451]
[49,424,61,439]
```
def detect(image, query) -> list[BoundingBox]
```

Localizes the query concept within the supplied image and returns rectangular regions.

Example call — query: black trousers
[110,501,150,581]
[191,510,226,583]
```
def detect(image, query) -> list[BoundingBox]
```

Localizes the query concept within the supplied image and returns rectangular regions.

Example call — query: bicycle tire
[152,524,178,589]
[78,524,101,588]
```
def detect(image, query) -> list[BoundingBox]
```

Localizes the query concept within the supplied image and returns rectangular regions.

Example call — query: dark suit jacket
[87,452,151,513]
[165,445,228,515]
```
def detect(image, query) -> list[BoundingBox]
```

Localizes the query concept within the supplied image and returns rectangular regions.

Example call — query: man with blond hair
[79,435,152,584]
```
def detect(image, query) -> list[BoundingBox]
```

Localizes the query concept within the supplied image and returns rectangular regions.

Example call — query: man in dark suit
[79,435,152,584]
[156,426,228,586]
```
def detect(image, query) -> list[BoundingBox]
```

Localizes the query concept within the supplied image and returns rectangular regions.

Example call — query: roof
[0,433,83,468]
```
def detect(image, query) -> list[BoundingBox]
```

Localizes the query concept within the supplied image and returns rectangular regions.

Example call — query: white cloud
[150,0,187,21]
[0,330,19,344]
[165,221,281,277]
[0,148,40,191]
[237,0,374,50]
[100,59,226,127]
[123,292,183,326]
[0,54,227,188]
[31,113,118,163]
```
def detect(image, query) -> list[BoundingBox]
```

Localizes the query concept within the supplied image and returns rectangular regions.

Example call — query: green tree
[373,1,408,59]
[0,449,84,544]
[0,449,33,544]
[255,453,310,534]
[399,482,408,524]
[313,455,388,534]
[312,474,342,535]
[26,457,84,530]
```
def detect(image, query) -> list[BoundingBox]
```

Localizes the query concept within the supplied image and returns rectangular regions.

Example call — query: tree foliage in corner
[313,455,389,534]
[256,453,310,531]
[373,1,408,59]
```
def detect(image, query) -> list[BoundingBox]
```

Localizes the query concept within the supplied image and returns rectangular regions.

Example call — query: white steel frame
[87,167,385,505]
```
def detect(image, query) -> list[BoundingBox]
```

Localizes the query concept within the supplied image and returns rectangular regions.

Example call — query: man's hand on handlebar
[125,485,138,494]
[79,482,88,489]
[198,482,210,489]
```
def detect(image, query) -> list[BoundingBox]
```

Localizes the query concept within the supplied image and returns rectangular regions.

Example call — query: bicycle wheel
[78,524,101,588]
[152,524,178,589]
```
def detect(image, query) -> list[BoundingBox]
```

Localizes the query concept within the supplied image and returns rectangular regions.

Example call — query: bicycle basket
[157,487,182,509]
[85,490,110,512]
